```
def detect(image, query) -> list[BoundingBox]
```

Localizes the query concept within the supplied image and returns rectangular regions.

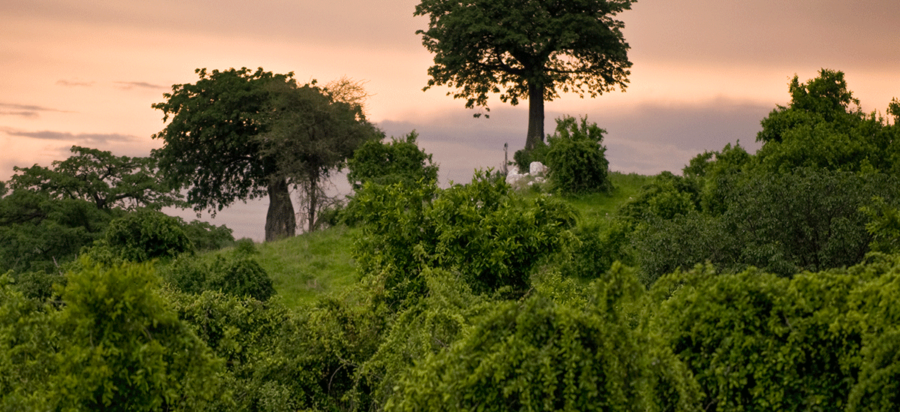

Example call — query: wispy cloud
[114,81,164,90]
[0,127,137,144]
[0,103,71,118]
[56,79,95,87]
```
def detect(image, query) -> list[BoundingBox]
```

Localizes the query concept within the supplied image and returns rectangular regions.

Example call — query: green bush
[179,219,234,251]
[347,131,438,190]
[387,265,699,411]
[164,252,276,301]
[544,115,613,194]
[102,208,194,262]
[353,171,577,305]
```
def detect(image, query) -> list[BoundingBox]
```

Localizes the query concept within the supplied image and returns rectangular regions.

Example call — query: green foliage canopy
[346,131,438,191]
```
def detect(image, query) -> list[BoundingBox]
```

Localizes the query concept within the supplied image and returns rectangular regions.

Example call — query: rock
[506,172,524,185]
[529,161,546,176]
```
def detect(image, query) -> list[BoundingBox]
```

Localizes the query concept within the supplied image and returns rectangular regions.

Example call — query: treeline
[3,69,900,411]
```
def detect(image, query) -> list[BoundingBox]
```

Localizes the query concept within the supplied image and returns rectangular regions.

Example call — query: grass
[564,172,653,225]
[254,226,360,308]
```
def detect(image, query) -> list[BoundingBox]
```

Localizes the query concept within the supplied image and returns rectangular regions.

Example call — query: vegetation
[5,67,900,411]
[415,0,635,149]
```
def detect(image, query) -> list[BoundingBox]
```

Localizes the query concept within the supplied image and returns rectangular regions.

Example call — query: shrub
[544,115,613,194]
[179,219,234,252]
[353,171,577,305]
[102,208,194,262]
[163,249,275,302]
[387,265,699,411]
[512,141,549,173]
[347,131,438,190]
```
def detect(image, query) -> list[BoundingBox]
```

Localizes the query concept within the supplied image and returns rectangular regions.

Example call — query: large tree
[259,80,380,232]
[152,68,297,241]
[415,0,635,150]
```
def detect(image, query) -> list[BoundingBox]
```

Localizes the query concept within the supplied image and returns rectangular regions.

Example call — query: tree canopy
[9,145,180,211]
[415,0,635,149]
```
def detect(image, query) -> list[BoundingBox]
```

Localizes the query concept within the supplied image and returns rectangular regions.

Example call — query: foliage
[353,171,576,305]
[9,145,182,210]
[387,265,699,411]
[346,131,439,191]
[755,69,900,174]
[543,115,612,194]
[152,67,298,241]
[260,79,380,232]
[97,208,195,263]
[0,260,231,410]
[415,0,635,148]
[634,169,896,281]
[164,250,276,301]
[179,219,234,252]
[650,264,865,411]
[164,288,307,411]
[618,171,699,221]
[0,188,116,274]
[861,196,900,254]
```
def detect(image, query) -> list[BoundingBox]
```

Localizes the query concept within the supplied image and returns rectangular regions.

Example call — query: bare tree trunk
[525,82,545,150]
[306,175,318,233]
[265,178,296,242]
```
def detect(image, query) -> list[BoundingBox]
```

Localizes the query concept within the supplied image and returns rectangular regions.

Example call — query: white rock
[529,161,546,176]
[506,172,524,185]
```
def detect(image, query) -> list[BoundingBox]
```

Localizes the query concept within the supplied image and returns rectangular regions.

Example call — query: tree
[152,68,297,242]
[259,80,380,232]
[415,0,635,150]
[9,145,181,211]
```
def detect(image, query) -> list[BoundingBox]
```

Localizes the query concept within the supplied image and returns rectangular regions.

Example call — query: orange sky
[2,0,898,239]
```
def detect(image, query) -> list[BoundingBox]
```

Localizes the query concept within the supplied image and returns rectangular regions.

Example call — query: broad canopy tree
[152,68,377,241]
[9,146,180,211]
[415,0,635,150]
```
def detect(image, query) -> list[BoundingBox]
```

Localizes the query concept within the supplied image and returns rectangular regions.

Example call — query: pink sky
[2,0,898,240]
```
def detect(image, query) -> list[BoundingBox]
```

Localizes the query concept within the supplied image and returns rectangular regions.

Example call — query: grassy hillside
[199,171,654,309]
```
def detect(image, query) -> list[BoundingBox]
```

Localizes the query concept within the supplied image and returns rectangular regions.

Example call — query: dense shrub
[347,131,438,190]
[544,115,613,194]
[387,265,699,412]
[179,219,234,251]
[512,140,549,172]
[164,251,276,301]
[0,261,228,410]
[102,208,194,262]
[353,171,577,304]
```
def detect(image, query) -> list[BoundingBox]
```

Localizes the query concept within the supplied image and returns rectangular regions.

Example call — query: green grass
[254,226,360,308]
[564,172,653,225]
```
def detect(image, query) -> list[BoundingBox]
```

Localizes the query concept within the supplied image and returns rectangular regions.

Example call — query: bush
[347,131,438,190]
[353,171,577,305]
[102,208,194,262]
[179,219,234,251]
[544,115,613,194]
[164,249,275,302]
[387,265,699,411]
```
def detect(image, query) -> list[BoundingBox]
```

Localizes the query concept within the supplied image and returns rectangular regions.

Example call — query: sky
[2,0,898,240]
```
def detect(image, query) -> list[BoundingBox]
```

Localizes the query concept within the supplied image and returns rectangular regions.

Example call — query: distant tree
[259,80,380,233]
[9,145,181,210]
[415,0,635,150]
[152,68,297,241]
[346,131,439,191]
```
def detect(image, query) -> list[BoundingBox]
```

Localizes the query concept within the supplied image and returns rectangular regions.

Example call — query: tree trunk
[265,178,296,242]
[306,175,318,233]
[525,82,545,150]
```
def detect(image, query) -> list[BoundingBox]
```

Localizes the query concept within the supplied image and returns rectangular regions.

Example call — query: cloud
[56,79,94,87]
[0,127,137,144]
[0,102,70,118]
[114,81,164,90]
